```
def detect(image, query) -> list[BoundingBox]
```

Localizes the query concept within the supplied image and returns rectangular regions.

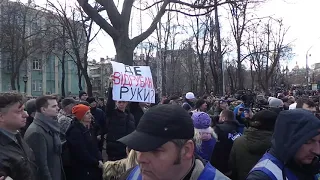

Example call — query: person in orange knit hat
[66,104,103,180]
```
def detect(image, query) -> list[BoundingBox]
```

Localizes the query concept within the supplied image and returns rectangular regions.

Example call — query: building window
[32,80,42,91]
[32,59,41,70]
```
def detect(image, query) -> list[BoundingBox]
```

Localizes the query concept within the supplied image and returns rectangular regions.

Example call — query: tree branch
[132,0,170,47]
[100,0,122,28]
[77,0,119,38]
[121,0,135,32]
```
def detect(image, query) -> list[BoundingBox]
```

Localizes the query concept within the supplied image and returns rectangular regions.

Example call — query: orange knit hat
[72,104,90,120]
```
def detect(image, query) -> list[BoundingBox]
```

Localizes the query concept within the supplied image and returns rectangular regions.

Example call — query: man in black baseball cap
[119,104,229,180]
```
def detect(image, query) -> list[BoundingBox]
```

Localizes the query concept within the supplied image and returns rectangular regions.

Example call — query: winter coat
[66,120,102,180]
[0,131,37,180]
[211,120,242,174]
[247,109,320,180]
[229,127,273,180]
[129,102,144,127]
[106,88,135,160]
[24,113,64,180]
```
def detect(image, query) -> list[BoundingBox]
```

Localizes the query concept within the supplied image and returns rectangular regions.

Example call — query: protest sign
[110,61,155,103]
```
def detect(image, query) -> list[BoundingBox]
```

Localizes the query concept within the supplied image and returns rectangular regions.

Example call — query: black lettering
[120,86,129,99]
[144,89,150,101]
[133,67,142,76]
[125,65,134,75]
[137,88,143,100]
[130,87,137,100]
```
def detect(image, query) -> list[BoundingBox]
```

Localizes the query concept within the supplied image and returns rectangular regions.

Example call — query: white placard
[110,61,155,103]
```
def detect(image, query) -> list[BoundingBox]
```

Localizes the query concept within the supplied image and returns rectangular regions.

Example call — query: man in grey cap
[20,99,36,137]
[57,98,77,141]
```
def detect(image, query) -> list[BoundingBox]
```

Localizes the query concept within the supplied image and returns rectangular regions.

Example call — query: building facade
[0,0,85,97]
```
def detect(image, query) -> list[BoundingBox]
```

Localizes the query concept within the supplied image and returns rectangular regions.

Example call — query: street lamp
[23,75,28,94]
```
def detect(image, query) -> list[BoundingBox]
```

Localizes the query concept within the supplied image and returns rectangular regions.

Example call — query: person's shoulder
[246,170,272,180]
[118,166,135,180]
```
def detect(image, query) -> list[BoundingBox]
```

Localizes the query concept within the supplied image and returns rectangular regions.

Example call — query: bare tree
[0,0,47,91]
[46,0,100,96]
[246,17,292,92]
[76,0,242,66]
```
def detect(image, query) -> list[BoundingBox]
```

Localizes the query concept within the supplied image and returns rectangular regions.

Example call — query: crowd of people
[0,87,320,180]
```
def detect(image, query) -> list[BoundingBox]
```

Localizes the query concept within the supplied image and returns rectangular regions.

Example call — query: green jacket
[229,127,273,180]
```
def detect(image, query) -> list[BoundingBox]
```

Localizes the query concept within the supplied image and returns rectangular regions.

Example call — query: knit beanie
[192,112,211,130]
[250,110,278,131]
[72,104,90,120]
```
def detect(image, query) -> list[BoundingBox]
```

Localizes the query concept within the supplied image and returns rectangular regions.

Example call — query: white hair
[193,127,218,150]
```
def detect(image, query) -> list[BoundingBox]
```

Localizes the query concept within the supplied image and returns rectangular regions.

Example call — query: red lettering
[113,72,121,85]
[135,76,141,86]
[130,75,137,87]
[140,77,146,88]
[123,74,132,86]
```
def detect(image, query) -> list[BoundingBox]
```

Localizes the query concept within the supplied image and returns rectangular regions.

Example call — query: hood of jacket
[271,109,320,163]
[244,127,273,154]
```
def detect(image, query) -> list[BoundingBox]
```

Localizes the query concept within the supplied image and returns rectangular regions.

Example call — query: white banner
[110,61,155,103]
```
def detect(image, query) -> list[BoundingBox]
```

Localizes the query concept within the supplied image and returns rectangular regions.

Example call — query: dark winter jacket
[106,88,135,160]
[129,102,144,127]
[229,127,273,180]
[66,120,102,180]
[247,109,320,180]
[211,120,242,174]
[91,107,107,134]
[0,130,37,180]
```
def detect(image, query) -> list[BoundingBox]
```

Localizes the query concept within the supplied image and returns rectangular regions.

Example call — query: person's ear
[182,140,194,160]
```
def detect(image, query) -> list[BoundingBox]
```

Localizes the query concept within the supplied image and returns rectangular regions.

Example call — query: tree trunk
[16,73,20,92]
[61,51,66,97]
[77,65,83,91]
[11,75,16,90]
[237,43,243,90]
[199,56,205,95]
[214,0,223,95]
[114,36,135,65]
[83,71,92,97]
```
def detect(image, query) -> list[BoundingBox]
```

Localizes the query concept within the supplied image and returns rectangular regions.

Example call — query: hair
[102,150,137,180]
[220,109,235,121]
[193,128,217,150]
[195,99,206,110]
[296,98,315,109]
[0,92,24,112]
[35,95,57,112]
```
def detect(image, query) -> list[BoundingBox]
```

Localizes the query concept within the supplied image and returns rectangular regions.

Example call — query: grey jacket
[24,113,64,180]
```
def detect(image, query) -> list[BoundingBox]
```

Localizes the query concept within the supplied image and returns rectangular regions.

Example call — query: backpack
[61,115,74,167]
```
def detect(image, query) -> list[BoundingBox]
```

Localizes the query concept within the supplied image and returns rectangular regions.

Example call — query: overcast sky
[22,0,320,70]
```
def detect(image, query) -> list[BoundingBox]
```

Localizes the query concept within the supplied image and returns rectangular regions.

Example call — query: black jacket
[106,88,135,160]
[66,120,102,180]
[129,102,144,127]
[211,120,242,174]
[0,131,37,180]
[247,109,320,180]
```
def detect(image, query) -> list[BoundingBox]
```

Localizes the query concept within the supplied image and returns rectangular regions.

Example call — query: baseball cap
[118,104,194,152]
[185,92,195,100]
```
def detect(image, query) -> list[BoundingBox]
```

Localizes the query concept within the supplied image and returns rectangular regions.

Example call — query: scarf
[34,112,62,154]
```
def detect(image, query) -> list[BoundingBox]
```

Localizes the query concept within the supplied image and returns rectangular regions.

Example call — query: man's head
[219,100,228,110]
[98,97,104,106]
[25,99,36,118]
[272,109,320,166]
[0,92,28,132]
[116,101,128,111]
[268,98,284,108]
[79,91,88,101]
[61,98,77,114]
[118,105,195,180]
[219,109,234,123]
[185,92,195,101]
[35,95,59,117]
[86,97,97,108]
[296,98,316,114]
